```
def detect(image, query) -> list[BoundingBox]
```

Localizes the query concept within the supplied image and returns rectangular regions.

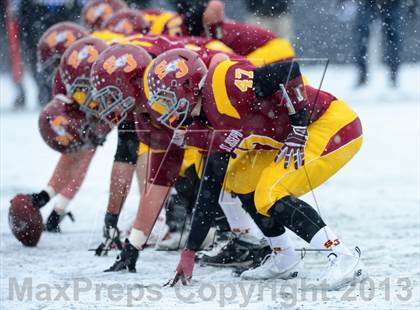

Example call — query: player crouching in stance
[9,37,110,241]
[105,48,366,290]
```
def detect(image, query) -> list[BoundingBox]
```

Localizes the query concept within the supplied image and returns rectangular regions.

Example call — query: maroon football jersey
[195,59,335,154]
[219,21,276,56]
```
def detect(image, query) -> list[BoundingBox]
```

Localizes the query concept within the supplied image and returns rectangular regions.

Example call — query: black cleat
[104,239,139,273]
[44,210,75,232]
[231,245,274,277]
[200,236,271,268]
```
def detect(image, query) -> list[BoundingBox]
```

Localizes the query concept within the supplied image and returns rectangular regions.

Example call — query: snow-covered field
[1,65,419,309]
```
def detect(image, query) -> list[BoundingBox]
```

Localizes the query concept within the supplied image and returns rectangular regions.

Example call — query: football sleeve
[253,61,308,126]
[186,152,230,251]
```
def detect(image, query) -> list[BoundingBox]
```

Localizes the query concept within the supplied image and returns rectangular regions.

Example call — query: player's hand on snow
[95,225,123,256]
[165,248,196,286]
[275,125,308,170]
[104,239,139,272]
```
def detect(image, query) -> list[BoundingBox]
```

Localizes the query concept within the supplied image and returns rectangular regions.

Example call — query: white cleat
[156,231,188,250]
[310,247,368,291]
[241,251,303,280]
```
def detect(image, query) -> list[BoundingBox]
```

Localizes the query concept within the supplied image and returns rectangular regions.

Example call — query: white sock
[44,186,56,199]
[266,232,297,257]
[219,193,264,239]
[53,194,70,215]
[129,228,147,250]
[309,226,352,257]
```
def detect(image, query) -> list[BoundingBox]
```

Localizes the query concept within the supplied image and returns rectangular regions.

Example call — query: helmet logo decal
[67,46,99,69]
[86,4,113,23]
[155,58,189,80]
[46,31,76,48]
[115,19,134,34]
[50,116,73,146]
[103,54,137,75]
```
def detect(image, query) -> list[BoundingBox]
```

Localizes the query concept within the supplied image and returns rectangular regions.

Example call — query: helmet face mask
[149,87,190,130]
[68,77,102,120]
[92,85,135,127]
[67,76,92,103]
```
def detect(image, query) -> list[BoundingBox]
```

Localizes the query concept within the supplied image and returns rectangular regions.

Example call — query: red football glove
[276,125,308,169]
[165,248,196,286]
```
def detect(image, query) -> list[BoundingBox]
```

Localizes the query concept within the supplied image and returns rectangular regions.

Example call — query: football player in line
[10,23,99,233]
[10,34,112,234]
[99,47,366,290]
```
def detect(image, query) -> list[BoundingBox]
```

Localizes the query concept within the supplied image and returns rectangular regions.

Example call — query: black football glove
[95,212,122,256]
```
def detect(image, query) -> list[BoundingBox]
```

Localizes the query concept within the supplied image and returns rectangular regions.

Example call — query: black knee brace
[269,196,326,243]
[114,122,139,165]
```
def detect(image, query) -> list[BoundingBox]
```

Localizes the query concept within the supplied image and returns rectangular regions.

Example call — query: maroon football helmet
[37,22,89,80]
[144,48,208,129]
[59,37,108,115]
[101,9,150,35]
[82,0,128,30]
[39,95,109,153]
[90,44,152,127]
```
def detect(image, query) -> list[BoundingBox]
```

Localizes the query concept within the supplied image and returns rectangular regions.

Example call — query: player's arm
[168,151,230,285]
[253,61,309,169]
[253,61,307,122]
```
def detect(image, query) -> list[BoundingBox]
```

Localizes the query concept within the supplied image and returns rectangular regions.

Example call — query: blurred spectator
[13,0,83,106]
[247,0,293,39]
[0,1,9,73]
[352,0,404,87]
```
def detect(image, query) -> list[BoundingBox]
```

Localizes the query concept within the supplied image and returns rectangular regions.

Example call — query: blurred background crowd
[0,0,419,108]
